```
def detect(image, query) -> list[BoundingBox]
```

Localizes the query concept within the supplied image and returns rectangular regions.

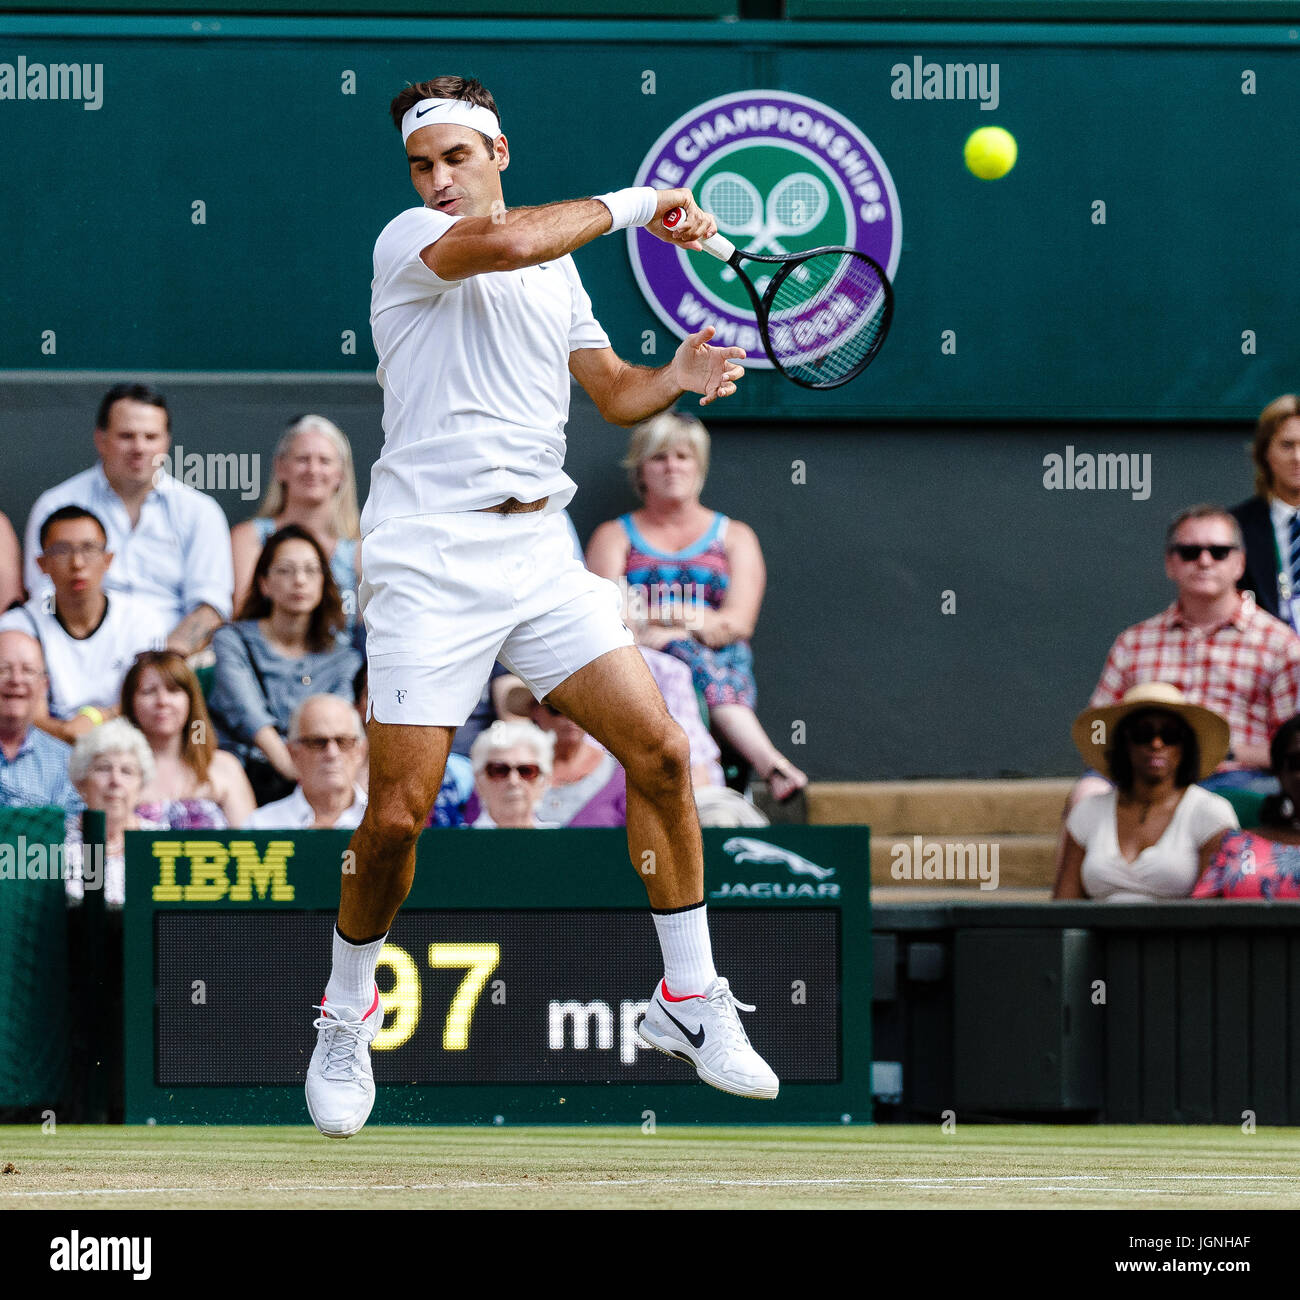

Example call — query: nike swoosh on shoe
[659,1001,706,1049]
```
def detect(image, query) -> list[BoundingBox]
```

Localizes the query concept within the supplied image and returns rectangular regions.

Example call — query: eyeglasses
[269,564,323,580]
[484,761,542,781]
[1127,718,1185,746]
[0,664,44,681]
[1168,544,1237,562]
[293,734,361,752]
[43,542,107,560]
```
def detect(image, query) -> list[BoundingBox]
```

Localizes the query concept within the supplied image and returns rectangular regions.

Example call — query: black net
[765,251,891,388]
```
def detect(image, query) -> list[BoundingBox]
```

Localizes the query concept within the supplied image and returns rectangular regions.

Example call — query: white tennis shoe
[305,987,382,1138]
[638,976,779,1099]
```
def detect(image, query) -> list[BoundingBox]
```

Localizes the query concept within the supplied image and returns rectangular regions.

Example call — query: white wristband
[594,187,658,233]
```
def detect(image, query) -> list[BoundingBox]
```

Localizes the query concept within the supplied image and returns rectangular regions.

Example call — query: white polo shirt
[24,463,234,629]
[362,205,611,532]
[242,783,368,830]
[0,593,170,719]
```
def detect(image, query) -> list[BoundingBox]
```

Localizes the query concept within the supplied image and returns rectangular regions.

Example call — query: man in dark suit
[1230,394,1300,625]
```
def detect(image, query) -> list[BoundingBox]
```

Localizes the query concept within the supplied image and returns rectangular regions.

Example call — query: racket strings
[765,252,889,387]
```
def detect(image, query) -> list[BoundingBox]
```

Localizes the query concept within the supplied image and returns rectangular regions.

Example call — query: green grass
[3,1125,1300,1209]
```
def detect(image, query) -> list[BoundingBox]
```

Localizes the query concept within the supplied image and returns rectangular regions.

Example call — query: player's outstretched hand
[672,327,746,406]
[647,190,717,251]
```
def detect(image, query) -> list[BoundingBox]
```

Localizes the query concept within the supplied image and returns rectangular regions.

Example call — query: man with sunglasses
[243,695,368,830]
[1052,505,1300,891]
[1090,506,1300,788]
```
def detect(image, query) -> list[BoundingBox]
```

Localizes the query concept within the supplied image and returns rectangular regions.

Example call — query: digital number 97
[372,942,500,1051]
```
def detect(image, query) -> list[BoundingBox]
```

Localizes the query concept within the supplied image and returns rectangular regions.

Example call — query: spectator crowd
[0,384,781,904]
[1052,394,1300,901]
[11,381,1300,908]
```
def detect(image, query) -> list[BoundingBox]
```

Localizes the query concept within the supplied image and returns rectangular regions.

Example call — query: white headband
[401,98,501,146]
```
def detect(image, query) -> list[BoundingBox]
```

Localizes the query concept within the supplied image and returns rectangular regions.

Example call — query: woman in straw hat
[1054,683,1239,901]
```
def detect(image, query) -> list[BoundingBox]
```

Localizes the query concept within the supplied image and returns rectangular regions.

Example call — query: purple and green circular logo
[629,90,902,368]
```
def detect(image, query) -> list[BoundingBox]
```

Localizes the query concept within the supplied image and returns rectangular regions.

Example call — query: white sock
[652,903,717,996]
[323,926,386,1014]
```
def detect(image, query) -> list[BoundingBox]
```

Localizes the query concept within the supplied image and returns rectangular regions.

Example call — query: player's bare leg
[306,720,454,1138]
[544,644,778,1098]
[342,720,456,937]
[545,645,701,907]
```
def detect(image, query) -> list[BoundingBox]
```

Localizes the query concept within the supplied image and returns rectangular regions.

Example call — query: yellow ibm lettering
[226,840,296,902]
[182,841,231,901]
[151,839,296,902]
[151,841,186,901]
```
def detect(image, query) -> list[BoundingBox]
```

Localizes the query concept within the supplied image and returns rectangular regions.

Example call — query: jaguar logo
[721,837,835,881]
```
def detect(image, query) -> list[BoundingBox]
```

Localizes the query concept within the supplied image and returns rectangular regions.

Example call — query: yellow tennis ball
[964,126,1018,180]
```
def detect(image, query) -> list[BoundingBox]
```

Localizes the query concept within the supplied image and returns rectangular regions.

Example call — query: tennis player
[305,76,778,1137]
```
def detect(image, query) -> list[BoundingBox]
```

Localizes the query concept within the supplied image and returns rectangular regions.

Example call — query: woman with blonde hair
[123,648,256,829]
[587,410,807,801]
[231,414,362,635]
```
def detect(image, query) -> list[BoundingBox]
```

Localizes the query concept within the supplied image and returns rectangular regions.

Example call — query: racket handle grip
[663,206,736,263]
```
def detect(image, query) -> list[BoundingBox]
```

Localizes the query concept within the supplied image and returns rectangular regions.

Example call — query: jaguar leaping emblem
[721,837,835,881]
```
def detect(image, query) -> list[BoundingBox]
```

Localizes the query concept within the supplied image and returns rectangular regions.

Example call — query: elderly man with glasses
[0,629,80,810]
[242,695,368,830]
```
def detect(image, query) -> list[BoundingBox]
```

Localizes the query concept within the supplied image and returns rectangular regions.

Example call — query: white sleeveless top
[1067,785,1238,902]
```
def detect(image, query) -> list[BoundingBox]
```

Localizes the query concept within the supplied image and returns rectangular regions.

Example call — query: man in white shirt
[307,74,776,1141]
[0,506,170,744]
[244,695,367,830]
[23,383,233,654]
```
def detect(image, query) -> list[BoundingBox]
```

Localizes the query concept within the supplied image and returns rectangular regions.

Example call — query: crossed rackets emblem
[664,168,892,389]
[701,171,830,278]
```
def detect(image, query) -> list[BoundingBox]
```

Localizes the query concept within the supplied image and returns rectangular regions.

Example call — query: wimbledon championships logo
[629,90,902,368]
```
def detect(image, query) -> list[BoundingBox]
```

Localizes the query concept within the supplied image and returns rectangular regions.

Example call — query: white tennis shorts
[360,508,634,726]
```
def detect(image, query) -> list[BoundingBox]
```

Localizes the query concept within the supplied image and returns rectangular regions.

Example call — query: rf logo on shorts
[629,90,902,367]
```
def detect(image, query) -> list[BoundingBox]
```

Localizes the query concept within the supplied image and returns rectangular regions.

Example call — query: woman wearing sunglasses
[1193,714,1300,899]
[1054,683,1238,901]
[468,721,555,829]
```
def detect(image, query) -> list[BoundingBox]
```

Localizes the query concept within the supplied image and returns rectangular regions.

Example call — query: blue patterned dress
[619,512,756,709]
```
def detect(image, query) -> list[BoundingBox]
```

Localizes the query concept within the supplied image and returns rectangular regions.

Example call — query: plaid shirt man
[1090,593,1300,766]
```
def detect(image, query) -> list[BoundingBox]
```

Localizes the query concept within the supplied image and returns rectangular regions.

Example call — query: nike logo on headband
[415,104,438,118]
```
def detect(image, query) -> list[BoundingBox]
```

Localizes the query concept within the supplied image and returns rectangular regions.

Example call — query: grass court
[3,1124,1298,1210]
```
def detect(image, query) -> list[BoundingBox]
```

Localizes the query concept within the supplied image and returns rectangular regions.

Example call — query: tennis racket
[662,205,893,390]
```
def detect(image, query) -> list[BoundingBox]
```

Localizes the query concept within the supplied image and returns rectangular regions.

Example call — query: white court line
[3,1173,1297,1199]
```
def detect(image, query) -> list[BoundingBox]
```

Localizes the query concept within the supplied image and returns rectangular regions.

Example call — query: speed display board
[125,826,870,1124]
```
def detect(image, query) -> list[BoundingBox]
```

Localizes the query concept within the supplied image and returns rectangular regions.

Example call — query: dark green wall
[0,17,1297,417]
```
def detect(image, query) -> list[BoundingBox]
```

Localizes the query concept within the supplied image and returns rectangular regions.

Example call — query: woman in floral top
[1195,714,1300,899]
